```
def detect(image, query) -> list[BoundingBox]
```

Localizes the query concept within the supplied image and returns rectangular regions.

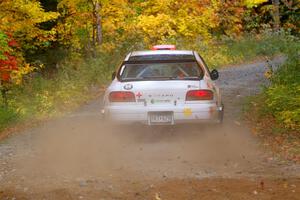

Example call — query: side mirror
[210,69,219,80]
[111,72,116,80]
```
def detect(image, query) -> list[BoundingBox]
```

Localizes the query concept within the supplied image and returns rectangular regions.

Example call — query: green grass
[0,106,18,130]
[264,53,300,131]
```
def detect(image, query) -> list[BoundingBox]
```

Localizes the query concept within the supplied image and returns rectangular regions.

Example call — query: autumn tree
[244,0,299,34]
[56,0,136,54]
[134,0,220,44]
[0,0,59,104]
[0,0,59,52]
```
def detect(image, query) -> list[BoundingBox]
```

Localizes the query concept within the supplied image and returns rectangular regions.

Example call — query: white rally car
[102,45,223,125]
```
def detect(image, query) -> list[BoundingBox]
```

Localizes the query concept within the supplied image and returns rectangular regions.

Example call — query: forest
[0,0,299,132]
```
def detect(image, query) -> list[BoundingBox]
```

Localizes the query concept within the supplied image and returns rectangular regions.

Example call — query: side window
[194,52,210,75]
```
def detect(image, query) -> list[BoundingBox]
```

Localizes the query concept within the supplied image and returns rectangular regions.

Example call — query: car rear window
[128,54,195,61]
[119,61,204,81]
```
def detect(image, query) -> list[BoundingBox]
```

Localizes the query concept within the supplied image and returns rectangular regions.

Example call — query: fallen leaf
[260,180,264,190]
[234,121,241,126]
[155,193,162,200]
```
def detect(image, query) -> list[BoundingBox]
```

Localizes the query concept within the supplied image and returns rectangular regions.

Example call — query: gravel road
[1,58,300,200]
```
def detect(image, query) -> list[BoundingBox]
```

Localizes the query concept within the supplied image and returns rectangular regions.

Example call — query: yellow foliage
[244,0,268,8]
[0,0,59,44]
[54,0,249,48]
[135,0,221,45]
[10,63,38,85]
[0,0,59,87]
[137,14,176,44]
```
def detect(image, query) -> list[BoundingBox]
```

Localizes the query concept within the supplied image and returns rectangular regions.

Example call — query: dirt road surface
[1,59,300,200]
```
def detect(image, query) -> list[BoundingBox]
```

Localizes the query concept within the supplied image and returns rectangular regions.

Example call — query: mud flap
[218,104,224,124]
[100,109,105,120]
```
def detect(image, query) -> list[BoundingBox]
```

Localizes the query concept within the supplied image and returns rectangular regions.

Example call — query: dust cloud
[11,114,267,189]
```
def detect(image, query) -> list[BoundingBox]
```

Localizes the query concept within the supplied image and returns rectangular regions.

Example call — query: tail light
[109,91,136,102]
[186,90,214,101]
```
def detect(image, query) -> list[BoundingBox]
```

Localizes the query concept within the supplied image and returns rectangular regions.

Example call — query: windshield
[119,62,203,81]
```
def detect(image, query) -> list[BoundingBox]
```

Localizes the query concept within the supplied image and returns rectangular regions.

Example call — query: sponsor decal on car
[187,85,198,89]
[183,108,192,117]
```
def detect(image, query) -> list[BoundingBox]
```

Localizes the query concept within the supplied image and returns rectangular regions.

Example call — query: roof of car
[125,50,194,61]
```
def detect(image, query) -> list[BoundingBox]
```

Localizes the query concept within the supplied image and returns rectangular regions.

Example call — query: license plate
[149,112,173,125]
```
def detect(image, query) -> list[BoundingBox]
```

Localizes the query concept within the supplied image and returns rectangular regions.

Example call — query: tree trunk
[94,1,102,45]
[0,81,8,107]
[92,25,96,46]
[272,0,280,31]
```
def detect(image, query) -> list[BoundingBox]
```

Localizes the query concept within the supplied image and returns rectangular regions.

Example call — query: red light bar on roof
[151,45,176,50]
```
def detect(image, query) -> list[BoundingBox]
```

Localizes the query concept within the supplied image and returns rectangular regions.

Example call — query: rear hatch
[128,80,201,106]
[117,51,206,107]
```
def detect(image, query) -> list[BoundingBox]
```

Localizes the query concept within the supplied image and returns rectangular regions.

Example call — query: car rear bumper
[102,103,223,125]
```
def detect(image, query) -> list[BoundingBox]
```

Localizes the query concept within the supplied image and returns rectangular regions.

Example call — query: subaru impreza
[102,45,223,125]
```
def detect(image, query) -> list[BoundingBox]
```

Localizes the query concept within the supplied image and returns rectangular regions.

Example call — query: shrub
[0,106,18,131]
[265,51,300,131]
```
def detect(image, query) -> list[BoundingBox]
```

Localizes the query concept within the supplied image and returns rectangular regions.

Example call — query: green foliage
[243,31,300,132]
[243,0,300,34]
[265,84,300,130]
[265,47,300,131]
[0,31,10,60]
[6,56,107,119]
[244,0,268,8]
[0,106,18,131]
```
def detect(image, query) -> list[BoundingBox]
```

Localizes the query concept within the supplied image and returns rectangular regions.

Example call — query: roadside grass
[0,106,19,131]
[243,32,300,161]
[0,30,298,136]
[244,32,300,133]
[244,94,300,162]
[0,50,124,133]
